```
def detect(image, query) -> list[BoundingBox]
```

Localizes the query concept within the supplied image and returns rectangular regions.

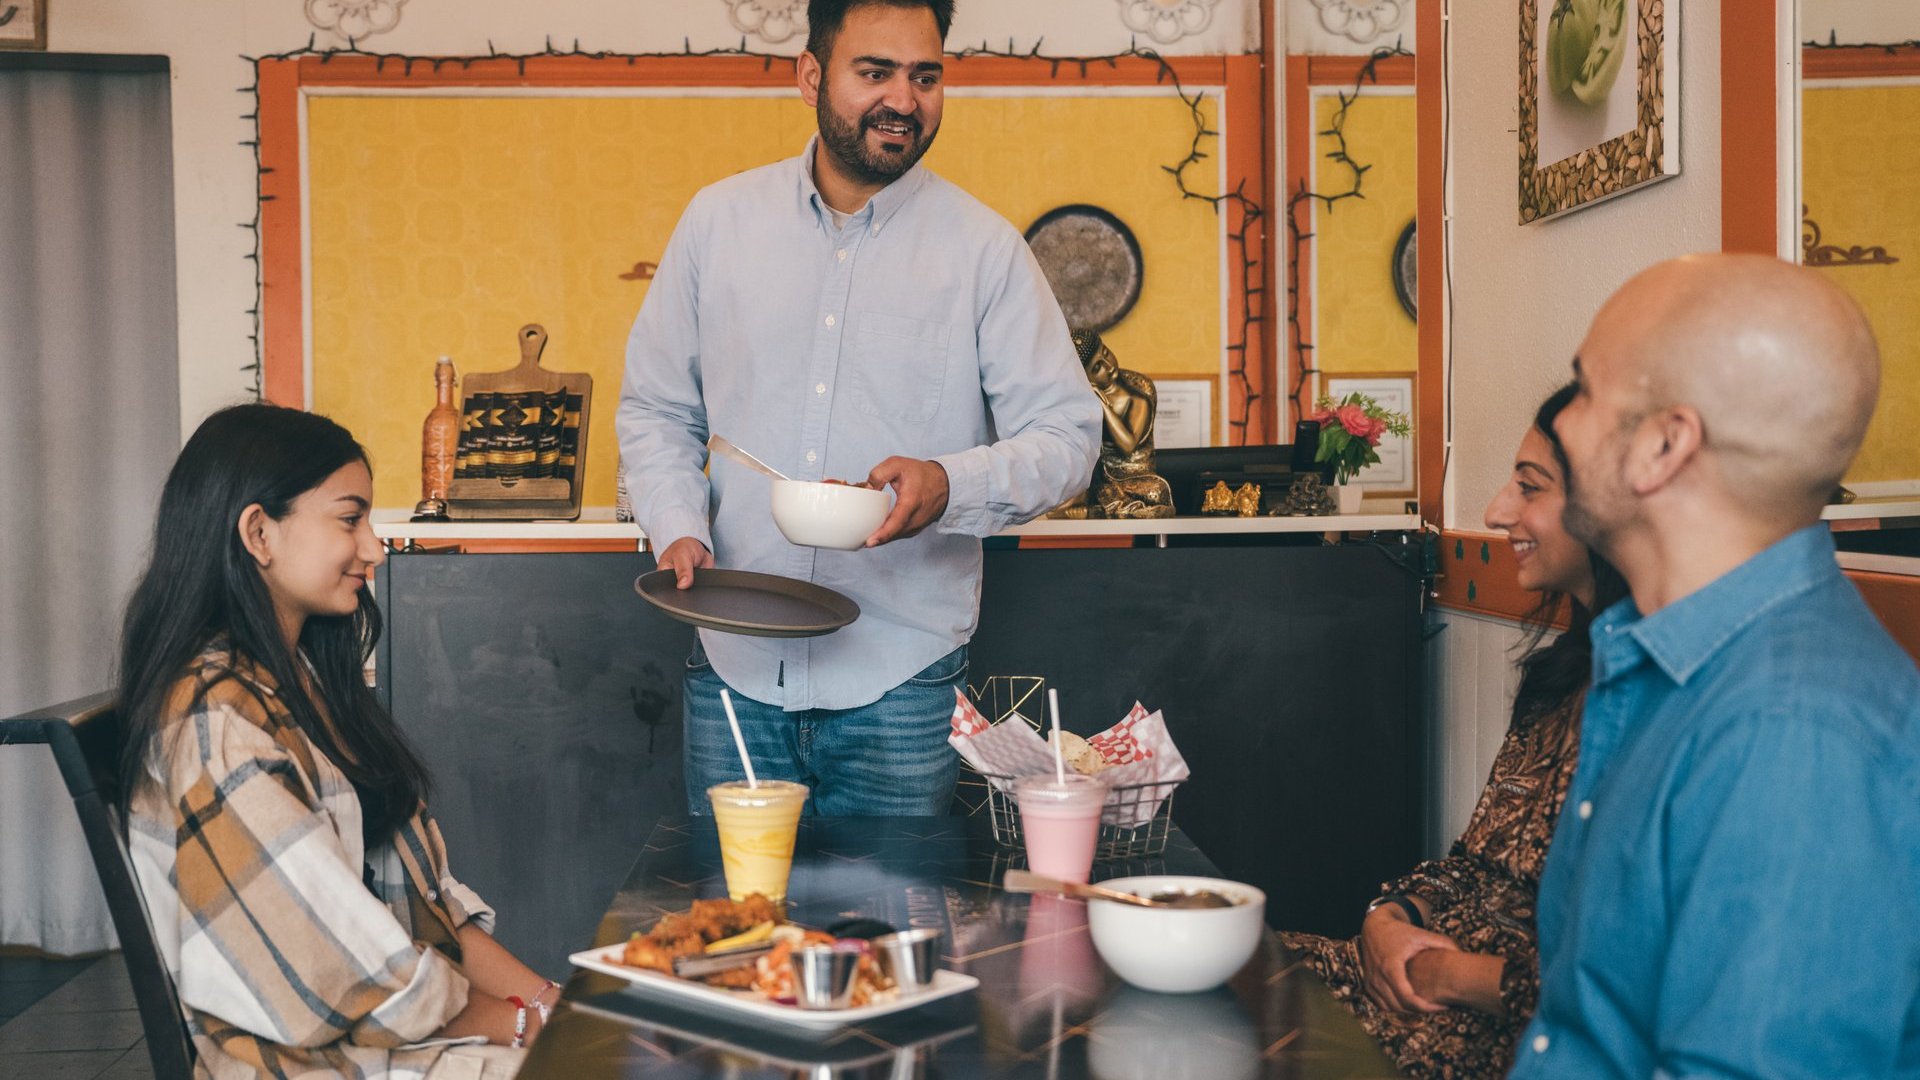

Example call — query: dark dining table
[516,816,1402,1079]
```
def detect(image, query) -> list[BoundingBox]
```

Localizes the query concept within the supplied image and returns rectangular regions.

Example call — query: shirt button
[870,225,879,236]
[815,383,826,394]
[1533,1034,1550,1053]
[426,888,439,902]
[824,314,836,327]
[837,249,847,262]
[805,450,817,463]
[1578,800,1593,820]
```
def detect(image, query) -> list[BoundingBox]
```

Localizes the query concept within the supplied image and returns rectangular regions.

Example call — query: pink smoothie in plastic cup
[1015,773,1108,883]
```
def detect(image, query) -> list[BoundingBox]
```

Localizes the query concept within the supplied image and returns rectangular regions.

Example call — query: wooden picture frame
[1321,372,1416,497]
[1518,0,1679,222]
[0,0,48,51]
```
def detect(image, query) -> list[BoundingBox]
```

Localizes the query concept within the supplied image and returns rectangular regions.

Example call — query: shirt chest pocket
[849,312,952,424]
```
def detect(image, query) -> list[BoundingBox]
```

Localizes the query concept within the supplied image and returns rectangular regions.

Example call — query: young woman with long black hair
[119,404,548,1079]
[1277,384,1630,1079]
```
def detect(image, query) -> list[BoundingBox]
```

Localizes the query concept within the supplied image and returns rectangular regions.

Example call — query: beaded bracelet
[506,995,529,1048]
[528,979,559,1024]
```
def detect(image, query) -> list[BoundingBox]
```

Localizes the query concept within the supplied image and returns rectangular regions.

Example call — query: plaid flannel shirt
[127,641,497,1079]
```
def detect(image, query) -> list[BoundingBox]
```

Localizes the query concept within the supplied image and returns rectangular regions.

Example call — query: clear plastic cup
[707,780,808,901]
[1015,773,1109,884]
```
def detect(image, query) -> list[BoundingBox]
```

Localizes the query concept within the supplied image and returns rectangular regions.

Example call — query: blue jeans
[682,640,965,817]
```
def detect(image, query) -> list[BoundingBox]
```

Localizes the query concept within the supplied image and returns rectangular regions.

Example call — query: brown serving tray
[635,569,859,638]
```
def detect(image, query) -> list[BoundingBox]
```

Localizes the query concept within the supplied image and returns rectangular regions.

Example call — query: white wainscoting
[1421,608,1536,857]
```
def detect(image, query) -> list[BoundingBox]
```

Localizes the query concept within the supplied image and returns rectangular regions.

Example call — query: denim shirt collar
[1591,523,1837,688]
[793,134,928,234]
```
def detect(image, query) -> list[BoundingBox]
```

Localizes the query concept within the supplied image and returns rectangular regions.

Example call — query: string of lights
[240,36,1268,441]
[1283,43,1411,420]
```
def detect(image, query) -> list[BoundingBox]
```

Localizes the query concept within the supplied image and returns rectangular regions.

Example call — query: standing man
[618,0,1100,817]
[1508,253,1920,1077]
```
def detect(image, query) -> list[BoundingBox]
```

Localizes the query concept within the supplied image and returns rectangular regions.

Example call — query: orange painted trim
[1015,535,1134,550]
[1803,44,1920,80]
[1846,570,1920,664]
[1304,55,1415,88]
[258,59,305,407]
[1720,0,1778,255]
[1414,1,1446,527]
[1283,54,1312,423]
[1261,0,1282,433]
[1220,52,1272,445]
[258,52,1267,426]
[1430,528,1546,624]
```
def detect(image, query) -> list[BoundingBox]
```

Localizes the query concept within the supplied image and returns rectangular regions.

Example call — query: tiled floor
[0,951,153,1080]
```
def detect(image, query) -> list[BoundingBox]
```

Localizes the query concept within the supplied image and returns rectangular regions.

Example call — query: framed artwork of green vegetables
[1519,0,1679,222]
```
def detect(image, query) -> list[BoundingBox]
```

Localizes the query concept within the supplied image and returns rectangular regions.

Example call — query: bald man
[1506,254,1920,1078]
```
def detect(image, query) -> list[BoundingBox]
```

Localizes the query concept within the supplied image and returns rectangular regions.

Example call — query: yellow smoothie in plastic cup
[707,780,808,901]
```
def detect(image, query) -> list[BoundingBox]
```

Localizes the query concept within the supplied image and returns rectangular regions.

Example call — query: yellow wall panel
[1311,91,1417,377]
[308,92,1224,509]
[1802,84,1920,484]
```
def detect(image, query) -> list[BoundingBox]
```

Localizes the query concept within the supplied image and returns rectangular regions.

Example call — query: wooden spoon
[1002,869,1164,908]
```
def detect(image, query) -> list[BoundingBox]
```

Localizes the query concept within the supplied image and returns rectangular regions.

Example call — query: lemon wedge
[705,920,776,954]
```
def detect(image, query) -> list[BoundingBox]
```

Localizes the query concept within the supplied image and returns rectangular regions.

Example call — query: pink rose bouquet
[1312,392,1412,484]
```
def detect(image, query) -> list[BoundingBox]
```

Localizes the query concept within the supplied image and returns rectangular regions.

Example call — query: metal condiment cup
[871,927,944,994]
[789,944,861,1010]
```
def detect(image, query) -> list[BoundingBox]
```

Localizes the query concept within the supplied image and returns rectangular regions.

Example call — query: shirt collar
[792,133,928,234]
[1596,523,1838,687]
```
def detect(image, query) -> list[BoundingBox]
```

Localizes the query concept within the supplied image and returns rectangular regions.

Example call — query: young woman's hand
[1358,904,1459,1014]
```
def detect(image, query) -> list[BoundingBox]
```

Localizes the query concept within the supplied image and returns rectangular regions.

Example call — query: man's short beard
[816,88,937,186]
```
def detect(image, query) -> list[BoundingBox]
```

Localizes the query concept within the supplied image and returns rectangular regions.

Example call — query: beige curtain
[0,56,180,953]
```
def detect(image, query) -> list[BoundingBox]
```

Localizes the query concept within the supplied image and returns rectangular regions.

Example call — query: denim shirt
[1509,525,1920,1079]
[617,138,1100,711]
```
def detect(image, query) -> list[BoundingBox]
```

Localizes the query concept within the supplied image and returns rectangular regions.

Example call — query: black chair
[0,694,195,1080]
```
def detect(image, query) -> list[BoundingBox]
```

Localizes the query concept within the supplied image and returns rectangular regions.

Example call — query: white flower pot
[1333,483,1364,515]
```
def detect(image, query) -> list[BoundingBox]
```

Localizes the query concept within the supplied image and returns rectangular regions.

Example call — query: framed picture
[1518,0,1678,222]
[1321,373,1415,496]
[1146,376,1215,449]
[0,0,47,50]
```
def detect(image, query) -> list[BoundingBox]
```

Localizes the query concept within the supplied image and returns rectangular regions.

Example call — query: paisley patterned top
[1278,694,1581,1080]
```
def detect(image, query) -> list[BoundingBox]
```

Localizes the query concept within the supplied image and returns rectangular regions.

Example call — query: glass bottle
[414,356,458,520]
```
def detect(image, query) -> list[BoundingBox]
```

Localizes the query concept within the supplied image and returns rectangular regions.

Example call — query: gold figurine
[1052,331,1176,519]
[1201,481,1236,514]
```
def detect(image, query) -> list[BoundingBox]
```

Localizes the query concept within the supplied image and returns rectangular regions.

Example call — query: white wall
[1423,608,1531,854]
[1441,0,1724,526]
[1801,0,1920,44]
[42,0,1261,438]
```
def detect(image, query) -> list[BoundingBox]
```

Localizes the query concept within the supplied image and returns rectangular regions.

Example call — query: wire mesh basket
[976,771,1177,859]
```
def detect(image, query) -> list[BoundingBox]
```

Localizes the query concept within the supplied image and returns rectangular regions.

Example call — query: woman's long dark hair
[118,404,430,841]
[1509,383,1631,725]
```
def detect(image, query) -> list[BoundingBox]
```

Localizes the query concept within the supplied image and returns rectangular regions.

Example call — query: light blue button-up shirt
[617,138,1100,711]
[1509,524,1920,1079]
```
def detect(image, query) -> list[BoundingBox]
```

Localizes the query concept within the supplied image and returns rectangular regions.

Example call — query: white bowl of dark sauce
[1086,876,1266,993]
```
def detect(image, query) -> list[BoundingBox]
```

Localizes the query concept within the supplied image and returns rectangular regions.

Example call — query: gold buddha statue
[1054,330,1175,519]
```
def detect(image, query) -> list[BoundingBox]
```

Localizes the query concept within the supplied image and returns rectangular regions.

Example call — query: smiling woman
[112,404,559,1078]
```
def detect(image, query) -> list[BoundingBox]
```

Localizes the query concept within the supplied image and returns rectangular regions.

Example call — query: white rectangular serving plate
[568,943,978,1032]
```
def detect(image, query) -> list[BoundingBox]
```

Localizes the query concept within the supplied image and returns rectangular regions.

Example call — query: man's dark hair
[806,0,955,63]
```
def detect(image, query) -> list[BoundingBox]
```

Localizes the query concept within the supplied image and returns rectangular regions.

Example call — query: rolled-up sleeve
[618,196,715,555]
[167,701,469,1050]
[933,231,1100,536]
[1653,714,1920,1077]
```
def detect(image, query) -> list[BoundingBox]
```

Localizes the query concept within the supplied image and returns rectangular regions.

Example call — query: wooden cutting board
[447,324,593,520]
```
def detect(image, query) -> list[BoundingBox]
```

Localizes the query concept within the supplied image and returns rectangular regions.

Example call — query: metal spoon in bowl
[1001,868,1164,908]
[708,434,791,482]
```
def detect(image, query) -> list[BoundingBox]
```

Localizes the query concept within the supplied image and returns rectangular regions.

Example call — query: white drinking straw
[1047,688,1067,785]
[720,689,759,789]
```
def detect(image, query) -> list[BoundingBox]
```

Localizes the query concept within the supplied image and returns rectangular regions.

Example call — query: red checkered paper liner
[948,691,1188,828]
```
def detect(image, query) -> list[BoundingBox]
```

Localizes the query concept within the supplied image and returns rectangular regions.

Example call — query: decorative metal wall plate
[1391,219,1417,320]
[1024,204,1145,334]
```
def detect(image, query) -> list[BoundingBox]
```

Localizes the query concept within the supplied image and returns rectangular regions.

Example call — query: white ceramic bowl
[770,479,891,550]
[1085,876,1267,994]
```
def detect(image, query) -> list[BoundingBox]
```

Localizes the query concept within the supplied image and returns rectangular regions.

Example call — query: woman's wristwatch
[1365,893,1425,929]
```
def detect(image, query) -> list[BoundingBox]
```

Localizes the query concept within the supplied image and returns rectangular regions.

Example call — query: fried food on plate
[621,894,781,977]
